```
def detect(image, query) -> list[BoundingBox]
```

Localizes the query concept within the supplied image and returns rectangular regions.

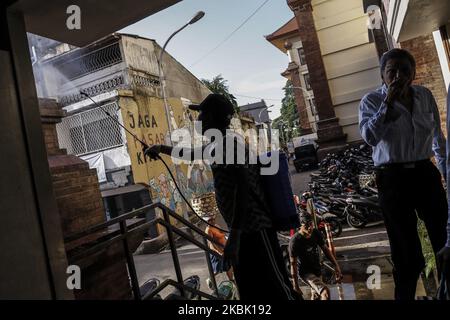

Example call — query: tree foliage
[272,80,300,145]
[201,74,238,111]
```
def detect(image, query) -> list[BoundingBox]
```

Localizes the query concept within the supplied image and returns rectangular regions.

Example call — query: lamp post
[156,11,205,224]
[255,109,273,152]
[158,11,205,145]
[257,104,274,123]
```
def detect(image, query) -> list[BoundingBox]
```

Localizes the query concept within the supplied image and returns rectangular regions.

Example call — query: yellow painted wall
[118,91,215,229]
[114,35,214,233]
[323,43,380,79]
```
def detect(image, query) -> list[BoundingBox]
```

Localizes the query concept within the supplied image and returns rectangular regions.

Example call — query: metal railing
[51,41,123,82]
[58,75,125,106]
[64,202,225,300]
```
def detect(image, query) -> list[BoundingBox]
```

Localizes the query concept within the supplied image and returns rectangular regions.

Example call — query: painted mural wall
[118,91,214,224]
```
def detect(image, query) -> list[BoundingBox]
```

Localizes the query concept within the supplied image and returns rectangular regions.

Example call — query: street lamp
[258,104,274,123]
[156,11,204,224]
[158,11,205,145]
[277,120,288,146]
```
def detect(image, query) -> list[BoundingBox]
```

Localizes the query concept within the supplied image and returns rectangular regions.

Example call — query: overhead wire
[190,0,271,67]
[80,90,230,233]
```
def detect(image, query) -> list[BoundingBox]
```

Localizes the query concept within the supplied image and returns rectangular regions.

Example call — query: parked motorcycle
[297,193,343,238]
[307,143,384,229]
[344,194,383,228]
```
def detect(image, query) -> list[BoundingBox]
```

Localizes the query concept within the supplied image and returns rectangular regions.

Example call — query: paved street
[134,163,426,300]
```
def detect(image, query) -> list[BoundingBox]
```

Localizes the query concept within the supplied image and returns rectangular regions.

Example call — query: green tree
[201,74,239,111]
[272,80,300,146]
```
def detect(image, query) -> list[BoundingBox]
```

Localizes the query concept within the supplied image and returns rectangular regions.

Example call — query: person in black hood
[144,93,301,300]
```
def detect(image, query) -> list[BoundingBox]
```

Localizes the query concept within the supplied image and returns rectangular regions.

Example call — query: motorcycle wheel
[326,218,342,238]
[346,212,367,229]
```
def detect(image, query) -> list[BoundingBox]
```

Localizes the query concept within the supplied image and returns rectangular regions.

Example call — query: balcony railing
[52,41,123,82]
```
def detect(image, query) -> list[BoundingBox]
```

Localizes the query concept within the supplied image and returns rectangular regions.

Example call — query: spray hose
[79,91,229,233]
[155,154,229,233]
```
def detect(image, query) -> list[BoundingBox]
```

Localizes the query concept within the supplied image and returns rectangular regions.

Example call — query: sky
[120,0,294,119]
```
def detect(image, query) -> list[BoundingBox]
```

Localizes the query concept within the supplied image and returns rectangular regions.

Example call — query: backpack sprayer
[79,91,229,233]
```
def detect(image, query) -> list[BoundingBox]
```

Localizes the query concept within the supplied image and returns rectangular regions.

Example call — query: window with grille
[298,47,306,65]
[308,98,317,115]
[56,102,124,155]
[304,73,312,91]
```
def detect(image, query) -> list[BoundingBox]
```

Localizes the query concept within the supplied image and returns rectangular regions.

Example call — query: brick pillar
[287,0,347,150]
[39,99,143,299]
[401,34,448,134]
[285,61,313,135]
[40,98,106,235]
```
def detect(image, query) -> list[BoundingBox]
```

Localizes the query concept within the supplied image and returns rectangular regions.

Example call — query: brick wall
[42,123,63,155]
[68,241,133,300]
[49,157,106,236]
[401,34,448,134]
[39,98,138,300]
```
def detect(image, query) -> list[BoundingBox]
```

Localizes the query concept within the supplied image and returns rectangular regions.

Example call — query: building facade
[1,0,181,300]
[36,33,214,235]
[239,100,273,147]
[283,0,387,147]
[265,18,317,135]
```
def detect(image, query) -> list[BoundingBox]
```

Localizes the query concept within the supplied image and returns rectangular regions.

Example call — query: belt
[375,159,430,170]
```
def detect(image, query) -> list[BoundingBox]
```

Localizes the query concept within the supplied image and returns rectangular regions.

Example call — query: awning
[386,0,450,42]
[9,0,181,46]
[101,184,147,198]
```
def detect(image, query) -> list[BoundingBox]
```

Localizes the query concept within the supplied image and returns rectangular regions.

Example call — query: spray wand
[79,91,229,233]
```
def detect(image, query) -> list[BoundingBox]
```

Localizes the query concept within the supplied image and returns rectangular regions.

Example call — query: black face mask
[197,111,231,134]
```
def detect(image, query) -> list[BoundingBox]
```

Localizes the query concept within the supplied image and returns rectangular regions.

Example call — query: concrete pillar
[40,98,143,299]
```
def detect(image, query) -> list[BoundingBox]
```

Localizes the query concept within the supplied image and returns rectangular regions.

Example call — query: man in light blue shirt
[359,48,448,300]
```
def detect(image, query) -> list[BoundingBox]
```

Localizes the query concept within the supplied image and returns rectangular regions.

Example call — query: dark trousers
[376,160,448,300]
[233,228,302,300]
